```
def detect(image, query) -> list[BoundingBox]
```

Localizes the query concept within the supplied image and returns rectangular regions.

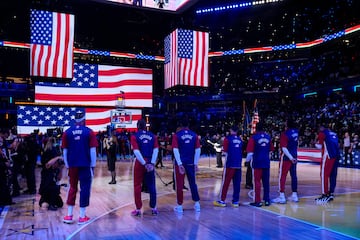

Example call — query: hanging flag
[34,63,153,108]
[251,99,259,134]
[16,105,142,135]
[164,31,178,89]
[30,9,74,79]
[164,29,209,89]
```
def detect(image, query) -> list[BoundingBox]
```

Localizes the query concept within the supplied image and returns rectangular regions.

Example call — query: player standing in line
[272,119,299,204]
[213,125,243,207]
[246,122,274,207]
[172,118,201,213]
[315,124,340,203]
[62,111,98,225]
[130,119,159,216]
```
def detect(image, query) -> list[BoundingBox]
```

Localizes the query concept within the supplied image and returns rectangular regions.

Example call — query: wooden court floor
[1,156,359,240]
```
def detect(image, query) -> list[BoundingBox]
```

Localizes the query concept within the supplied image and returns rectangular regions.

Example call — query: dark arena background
[0,0,360,239]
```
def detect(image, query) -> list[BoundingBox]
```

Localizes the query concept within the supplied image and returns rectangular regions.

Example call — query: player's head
[256,122,264,132]
[286,119,296,129]
[137,119,146,130]
[230,125,239,134]
[75,110,85,124]
[318,120,330,131]
[180,117,189,128]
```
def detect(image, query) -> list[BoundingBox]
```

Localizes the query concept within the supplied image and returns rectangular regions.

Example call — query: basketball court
[0,157,359,240]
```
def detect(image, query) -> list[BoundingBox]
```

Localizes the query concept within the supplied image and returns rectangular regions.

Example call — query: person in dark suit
[0,136,13,206]
[39,137,64,211]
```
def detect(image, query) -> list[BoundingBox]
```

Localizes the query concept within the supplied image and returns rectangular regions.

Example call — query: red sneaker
[131,209,141,217]
[63,215,74,224]
[78,216,91,225]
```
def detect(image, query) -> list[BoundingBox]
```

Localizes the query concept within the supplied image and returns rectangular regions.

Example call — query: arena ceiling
[0,0,359,79]
[0,0,302,54]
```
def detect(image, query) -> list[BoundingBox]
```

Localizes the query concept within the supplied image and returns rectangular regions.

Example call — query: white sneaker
[288,192,299,202]
[272,193,286,204]
[174,205,183,213]
[194,201,201,212]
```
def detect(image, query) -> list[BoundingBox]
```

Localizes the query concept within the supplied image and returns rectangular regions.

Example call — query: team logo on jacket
[258,138,269,146]
[139,134,152,143]
[233,139,242,148]
[181,134,193,144]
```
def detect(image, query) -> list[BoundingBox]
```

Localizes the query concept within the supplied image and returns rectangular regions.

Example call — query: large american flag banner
[16,105,142,135]
[30,9,74,79]
[35,63,153,108]
[164,29,209,89]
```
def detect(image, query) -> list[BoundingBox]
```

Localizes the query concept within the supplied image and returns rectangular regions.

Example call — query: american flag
[30,9,74,79]
[251,111,259,134]
[164,31,177,89]
[251,99,259,134]
[35,63,153,108]
[164,29,209,89]
[16,105,142,135]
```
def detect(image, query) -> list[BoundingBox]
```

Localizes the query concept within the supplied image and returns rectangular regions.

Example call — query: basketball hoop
[110,109,133,129]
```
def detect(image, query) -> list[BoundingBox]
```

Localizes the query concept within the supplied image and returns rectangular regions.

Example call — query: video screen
[99,0,197,12]
[34,62,153,108]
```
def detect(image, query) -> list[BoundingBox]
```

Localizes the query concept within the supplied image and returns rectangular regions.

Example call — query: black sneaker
[264,201,271,206]
[151,208,158,216]
[315,194,330,204]
[328,193,334,201]
[48,205,58,211]
[250,202,262,207]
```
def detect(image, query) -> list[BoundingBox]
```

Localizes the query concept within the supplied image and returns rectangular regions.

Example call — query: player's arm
[172,134,182,166]
[280,133,296,162]
[90,131,98,168]
[315,132,325,149]
[194,135,201,166]
[61,132,69,168]
[245,137,254,162]
[151,135,159,165]
[131,135,146,165]
[172,134,185,174]
[222,138,229,163]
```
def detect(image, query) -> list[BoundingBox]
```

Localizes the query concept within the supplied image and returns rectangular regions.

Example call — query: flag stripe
[99,67,152,76]
[35,92,152,101]
[52,13,61,77]
[34,99,150,108]
[97,80,152,88]
[3,41,30,48]
[35,85,152,95]
[172,31,177,88]
[62,13,71,78]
